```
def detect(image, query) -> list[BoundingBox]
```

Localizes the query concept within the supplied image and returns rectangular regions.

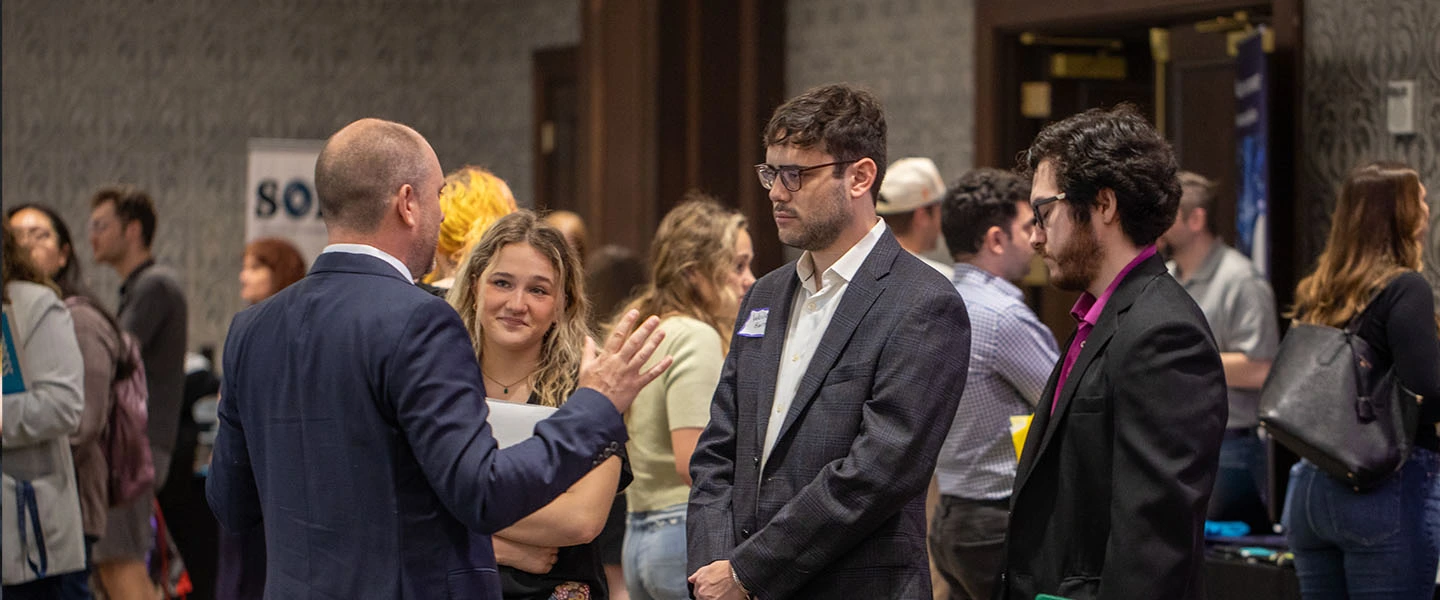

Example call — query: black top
[499,393,632,600]
[1349,272,1440,450]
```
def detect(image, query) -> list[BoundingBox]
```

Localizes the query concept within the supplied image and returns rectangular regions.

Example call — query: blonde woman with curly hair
[426,166,517,292]
[613,195,754,600]
[449,210,625,599]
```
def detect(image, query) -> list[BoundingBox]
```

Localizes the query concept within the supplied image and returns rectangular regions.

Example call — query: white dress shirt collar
[322,243,414,283]
[795,219,887,294]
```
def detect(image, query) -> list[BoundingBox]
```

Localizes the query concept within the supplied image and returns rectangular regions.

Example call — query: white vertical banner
[245,139,328,267]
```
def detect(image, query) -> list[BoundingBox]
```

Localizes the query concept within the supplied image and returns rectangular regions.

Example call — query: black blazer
[998,254,1227,600]
[687,231,971,599]
[207,252,626,599]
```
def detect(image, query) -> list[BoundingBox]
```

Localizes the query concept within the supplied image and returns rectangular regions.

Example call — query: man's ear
[1187,206,1208,231]
[984,225,1006,255]
[849,158,878,200]
[1095,188,1120,224]
[395,184,419,228]
[123,220,143,246]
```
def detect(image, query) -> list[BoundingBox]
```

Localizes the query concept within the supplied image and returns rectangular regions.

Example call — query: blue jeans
[1283,447,1440,599]
[1208,431,1271,531]
[623,504,689,600]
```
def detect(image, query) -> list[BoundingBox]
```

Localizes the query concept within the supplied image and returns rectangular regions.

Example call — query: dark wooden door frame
[577,0,785,271]
[533,46,579,213]
[975,0,1304,309]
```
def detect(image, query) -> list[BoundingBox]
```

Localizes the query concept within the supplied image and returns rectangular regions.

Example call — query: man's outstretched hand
[578,310,673,414]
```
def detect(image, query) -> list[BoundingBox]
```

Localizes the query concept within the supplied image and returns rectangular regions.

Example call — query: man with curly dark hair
[996,105,1227,600]
[930,167,1059,600]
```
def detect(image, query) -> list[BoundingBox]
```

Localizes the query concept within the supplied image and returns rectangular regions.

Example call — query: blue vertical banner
[1234,27,1270,277]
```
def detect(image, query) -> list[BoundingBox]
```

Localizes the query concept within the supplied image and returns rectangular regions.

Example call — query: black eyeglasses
[754,160,857,192]
[1031,193,1066,231]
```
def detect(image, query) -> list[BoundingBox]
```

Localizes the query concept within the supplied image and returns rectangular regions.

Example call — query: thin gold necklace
[484,368,538,395]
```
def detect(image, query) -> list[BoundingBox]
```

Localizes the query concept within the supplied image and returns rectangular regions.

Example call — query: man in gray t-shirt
[1159,172,1279,530]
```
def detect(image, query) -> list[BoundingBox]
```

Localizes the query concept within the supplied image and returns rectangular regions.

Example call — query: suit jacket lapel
[771,233,897,449]
[754,271,801,448]
[1012,332,1069,496]
[1011,254,1167,497]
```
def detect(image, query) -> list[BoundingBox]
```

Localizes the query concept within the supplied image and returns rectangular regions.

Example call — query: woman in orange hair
[238,237,307,305]
[422,166,518,295]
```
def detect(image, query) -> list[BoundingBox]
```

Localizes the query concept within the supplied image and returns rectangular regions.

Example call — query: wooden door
[1164,24,1241,246]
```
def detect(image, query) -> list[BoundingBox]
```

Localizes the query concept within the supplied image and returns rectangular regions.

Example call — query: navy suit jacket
[687,231,971,599]
[207,251,626,599]
[998,254,1226,600]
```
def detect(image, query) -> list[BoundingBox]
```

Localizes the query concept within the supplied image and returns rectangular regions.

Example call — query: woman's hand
[493,535,558,574]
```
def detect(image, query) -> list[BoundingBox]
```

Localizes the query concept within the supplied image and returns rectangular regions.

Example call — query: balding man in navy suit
[207,118,671,599]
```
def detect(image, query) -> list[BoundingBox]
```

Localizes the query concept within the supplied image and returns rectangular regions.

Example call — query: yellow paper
[1009,415,1033,462]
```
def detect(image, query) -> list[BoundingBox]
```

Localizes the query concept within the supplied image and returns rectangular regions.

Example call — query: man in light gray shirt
[1159,171,1280,530]
[931,168,1059,599]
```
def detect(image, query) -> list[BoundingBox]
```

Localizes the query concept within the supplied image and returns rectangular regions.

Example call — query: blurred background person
[1158,171,1279,532]
[587,245,648,333]
[87,185,189,599]
[216,236,308,600]
[877,157,953,280]
[449,210,626,599]
[2,224,88,597]
[1282,161,1440,598]
[423,166,518,295]
[238,238,308,305]
[613,195,753,600]
[545,210,590,267]
[8,205,136,600]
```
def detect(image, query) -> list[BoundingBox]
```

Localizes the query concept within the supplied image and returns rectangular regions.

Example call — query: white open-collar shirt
[761,219,887,470]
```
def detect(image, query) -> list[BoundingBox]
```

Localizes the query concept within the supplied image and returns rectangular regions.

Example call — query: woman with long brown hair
[1,223,88,597]
[1282,161,1440,598]
[613,196,754,600]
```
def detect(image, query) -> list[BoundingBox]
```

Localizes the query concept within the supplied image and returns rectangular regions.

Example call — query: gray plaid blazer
[687,230,971,599]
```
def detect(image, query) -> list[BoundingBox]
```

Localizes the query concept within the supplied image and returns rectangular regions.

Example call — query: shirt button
[807,302,817,311]
[792,354,800,362]
[1080,340,1086,348]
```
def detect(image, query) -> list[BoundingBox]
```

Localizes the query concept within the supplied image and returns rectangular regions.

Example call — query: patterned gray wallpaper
[785,0,976,262]
[2,0,581,352]
[786,0,975,179]
[1303,0,1440,301]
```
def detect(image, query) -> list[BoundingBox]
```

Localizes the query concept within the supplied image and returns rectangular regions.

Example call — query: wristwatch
[731,563,753,599]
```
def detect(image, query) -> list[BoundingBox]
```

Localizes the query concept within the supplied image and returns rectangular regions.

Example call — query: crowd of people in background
[2,82,1437,600]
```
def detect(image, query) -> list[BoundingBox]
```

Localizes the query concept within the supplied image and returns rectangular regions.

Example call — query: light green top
[624,315,724,513]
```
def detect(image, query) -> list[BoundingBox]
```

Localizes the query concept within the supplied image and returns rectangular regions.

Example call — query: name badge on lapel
[738,308,768,338]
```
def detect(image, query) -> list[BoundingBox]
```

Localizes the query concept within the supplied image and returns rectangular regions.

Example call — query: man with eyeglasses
[87,185,190,597]
[686,83,971,600]
[995,105,1226,600]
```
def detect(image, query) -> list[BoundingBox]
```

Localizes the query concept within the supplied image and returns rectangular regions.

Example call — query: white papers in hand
[486,398,559,448]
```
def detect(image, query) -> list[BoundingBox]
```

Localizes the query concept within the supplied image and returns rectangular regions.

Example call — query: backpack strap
[15,479,47,578]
